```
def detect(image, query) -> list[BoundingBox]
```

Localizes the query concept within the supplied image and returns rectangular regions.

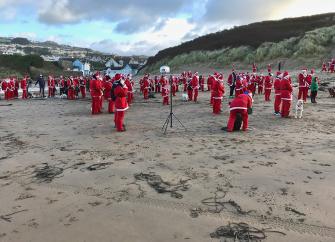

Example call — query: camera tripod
[161,75,187,134]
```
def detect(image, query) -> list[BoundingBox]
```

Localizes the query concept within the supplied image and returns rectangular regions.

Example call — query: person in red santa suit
[257,73,264,95]
[48,76,55,97]
[67,77,75,100]
[252,63,257,73]
[79,76,86,98]
[114,75,128,132]
[273,72,282,115]
[330,59,335,73]
[161,80,169,105]
[280,71,293,118]
[154,76,160,93]
[103,75,114,113]
[267,64,272,74]
[125,75,134,105]
[1,79,9,100]
[235,75,243,97]
[90,74,103,115]
[199,75,205,92]
[13,77,19,98]
[298,69,308,102]
[21,76,28,99]
[191,72,199,102]
[264,73,273,101]
[322,62,327,72]
[139,77,144,93]
[207,74,213,92]
[8,77,15,99]
[170,76,176,97]
[143,76,150,99]
[212,76,225,114]
[226,92,253,132]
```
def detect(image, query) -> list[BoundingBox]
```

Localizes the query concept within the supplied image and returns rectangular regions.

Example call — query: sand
[0,72,335,242]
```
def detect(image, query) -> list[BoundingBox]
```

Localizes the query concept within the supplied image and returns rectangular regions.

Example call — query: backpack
[111,81,120,101]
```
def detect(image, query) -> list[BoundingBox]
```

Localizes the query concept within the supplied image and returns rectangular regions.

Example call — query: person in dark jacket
[35,74,46,98]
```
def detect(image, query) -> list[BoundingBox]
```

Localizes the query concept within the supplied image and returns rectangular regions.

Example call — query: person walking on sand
[310,72,319,104]
[35,74,46,98]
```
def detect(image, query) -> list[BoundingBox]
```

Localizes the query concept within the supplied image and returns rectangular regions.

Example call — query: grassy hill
[0,55,80,79]
[143,13,335,73]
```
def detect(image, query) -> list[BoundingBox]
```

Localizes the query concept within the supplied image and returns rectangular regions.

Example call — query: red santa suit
[125,78,134,105]
[14,78,19,98]
[235,77,243,97]
[227,93,252,132]
[79,77,86,98]
[207,75,213,91]
[280,72,293,118]
[252,63,257,73]
[1,80,9,100]
[20,77,28,99]
[90,77,103,115]
[67,78,75,100]
[273,72,282,114]
[212,78,225,114]
[191,73,199,102]
[161,82,169,105]
[48,77,55,97]
[8,78,15,99]
[154,76,160,93]
[298,71,307,102]
[264,75,272,101]
[104,79,114,113]
[322,62,327,72]
[114,80,128,132]
[143,77,150,99]
[200,76,205,92]
[257,75,264,94]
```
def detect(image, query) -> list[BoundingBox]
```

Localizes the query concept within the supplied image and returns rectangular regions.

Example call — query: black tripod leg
[172,113,187,130]
[163,115,171,134]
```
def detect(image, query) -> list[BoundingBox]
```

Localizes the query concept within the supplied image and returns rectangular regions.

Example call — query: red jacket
[298,73,306,88]
[280,78,293,100]
[273,78,281,95]
[230,94,252,111]
[1,80,7,91]
[162,84,169,97]
[104,81,113,99]
[20,79,27,90]
[264,76,272,89]
[191,76,199,89]
[114,84,128,111]
[90,79,103,97]
[212,80,225,99]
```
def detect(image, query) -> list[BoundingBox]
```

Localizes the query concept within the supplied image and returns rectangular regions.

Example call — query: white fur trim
[230,107,247,111]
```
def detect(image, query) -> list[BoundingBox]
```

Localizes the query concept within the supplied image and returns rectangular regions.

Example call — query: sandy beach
[1,71,335,242]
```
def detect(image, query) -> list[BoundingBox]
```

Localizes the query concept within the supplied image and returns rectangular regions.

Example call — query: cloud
[201,0,293,24]
[37,0,190,34]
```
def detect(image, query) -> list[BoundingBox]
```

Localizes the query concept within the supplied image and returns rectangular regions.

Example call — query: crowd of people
[0,62,323,133]
[137,63,320,132]
[322,59,335,73]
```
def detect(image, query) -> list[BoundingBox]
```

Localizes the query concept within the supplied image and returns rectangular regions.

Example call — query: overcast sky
[0,0,334,56]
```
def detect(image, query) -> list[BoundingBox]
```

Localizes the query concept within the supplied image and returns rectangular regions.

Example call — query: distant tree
[11,37,31,45]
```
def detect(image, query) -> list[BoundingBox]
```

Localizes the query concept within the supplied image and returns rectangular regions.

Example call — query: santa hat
[283,71,289,79]
[114,73,121,81]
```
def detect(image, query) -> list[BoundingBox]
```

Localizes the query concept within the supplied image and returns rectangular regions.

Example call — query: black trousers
[40,86,45,97]
[229,85,235,97]
[311,90,317,103]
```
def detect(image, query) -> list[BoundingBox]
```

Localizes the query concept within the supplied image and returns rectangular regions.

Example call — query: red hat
[114,73,121,81]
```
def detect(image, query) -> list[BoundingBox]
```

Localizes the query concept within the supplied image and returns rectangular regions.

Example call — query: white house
[105,58,122,68]
[106,64,137,77]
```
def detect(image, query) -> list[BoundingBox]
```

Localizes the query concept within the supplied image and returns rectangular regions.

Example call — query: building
[106,64,138,77]
[73,59,91,76]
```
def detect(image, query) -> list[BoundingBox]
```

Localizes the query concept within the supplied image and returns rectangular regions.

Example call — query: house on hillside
[105,58,122,68]
[106,64,138,77]
[73,59,91,76]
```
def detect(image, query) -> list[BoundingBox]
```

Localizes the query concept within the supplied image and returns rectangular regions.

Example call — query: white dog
[181,93,188,102]
[295,99,304,119]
